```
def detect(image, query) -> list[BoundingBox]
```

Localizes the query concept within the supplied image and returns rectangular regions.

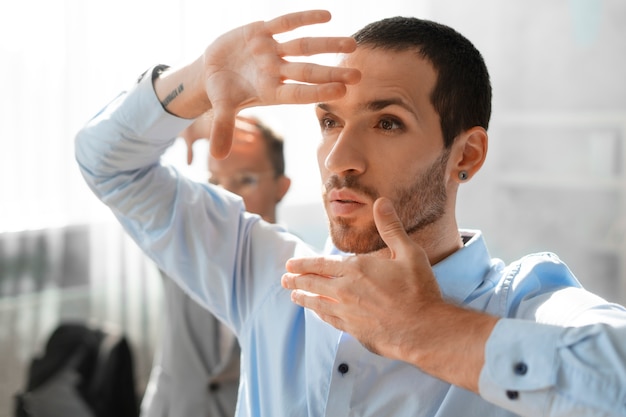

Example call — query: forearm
[74,68,194,238]
[402,303,498,393]
[75,70,191,179]
[74,67,248,313]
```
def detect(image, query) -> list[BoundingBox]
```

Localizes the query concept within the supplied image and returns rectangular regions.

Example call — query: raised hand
[157,10,360,159]
[203,10,360,158]
[281,197,443,359]
[281,197,497,392]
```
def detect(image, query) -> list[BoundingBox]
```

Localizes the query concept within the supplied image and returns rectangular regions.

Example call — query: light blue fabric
[75,72,626,417]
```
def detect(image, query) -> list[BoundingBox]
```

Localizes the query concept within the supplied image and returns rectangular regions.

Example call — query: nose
[322,125,366,175]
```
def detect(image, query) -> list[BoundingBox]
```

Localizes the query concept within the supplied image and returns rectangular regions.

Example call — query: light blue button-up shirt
[75,71,626,417]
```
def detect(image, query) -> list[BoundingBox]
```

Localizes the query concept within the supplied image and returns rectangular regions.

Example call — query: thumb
[209,108,237,159]
[373,197,412,259]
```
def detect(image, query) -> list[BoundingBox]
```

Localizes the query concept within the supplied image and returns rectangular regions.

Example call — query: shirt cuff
[115,65,192,142]
[479,319,559,415]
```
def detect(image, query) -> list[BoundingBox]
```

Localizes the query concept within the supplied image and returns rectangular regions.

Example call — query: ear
[451,127,488,182]
[275,175,292,203]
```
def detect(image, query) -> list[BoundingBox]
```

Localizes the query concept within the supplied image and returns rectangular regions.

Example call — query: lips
[329,189,364,204]
[327,189,368,217]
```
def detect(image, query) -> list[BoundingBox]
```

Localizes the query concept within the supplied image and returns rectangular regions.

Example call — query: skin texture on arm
[281,197,499,393]
[153,10,360,159]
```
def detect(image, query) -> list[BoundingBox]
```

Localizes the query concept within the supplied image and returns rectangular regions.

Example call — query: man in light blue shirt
[75,10,626,417]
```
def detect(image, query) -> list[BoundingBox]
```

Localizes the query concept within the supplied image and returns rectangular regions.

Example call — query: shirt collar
[432,229,492,303]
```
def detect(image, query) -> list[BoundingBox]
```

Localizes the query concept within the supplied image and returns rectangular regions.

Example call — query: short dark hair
[353,17,492,148]
[245,116,286,177]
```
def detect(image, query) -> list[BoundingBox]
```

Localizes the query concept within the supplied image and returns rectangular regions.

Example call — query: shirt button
[337,363,349,375]
[506,390,519,400]
[208,382,220,392]
[513,362,528,376]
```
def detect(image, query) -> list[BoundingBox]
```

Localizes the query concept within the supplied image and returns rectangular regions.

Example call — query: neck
[414,223,464,265]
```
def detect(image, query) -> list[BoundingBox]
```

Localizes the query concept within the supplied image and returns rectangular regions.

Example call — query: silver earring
[458,171,468,181]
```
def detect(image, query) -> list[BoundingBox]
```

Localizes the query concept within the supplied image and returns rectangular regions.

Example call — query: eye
[377,117,404,132]
[237,174,258,187]
[319,116,338,130]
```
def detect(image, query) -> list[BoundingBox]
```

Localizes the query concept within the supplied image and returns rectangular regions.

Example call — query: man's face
[316,47,452,254]
[209,119,288,223]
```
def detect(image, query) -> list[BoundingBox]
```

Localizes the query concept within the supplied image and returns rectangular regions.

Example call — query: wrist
[405,302,498,393]
[153,58,211,119]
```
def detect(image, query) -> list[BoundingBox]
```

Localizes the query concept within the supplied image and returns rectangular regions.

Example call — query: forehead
[233,118,260,143]
[331,47,437,114]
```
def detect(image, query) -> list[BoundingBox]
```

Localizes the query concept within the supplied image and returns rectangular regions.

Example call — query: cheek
[242,194,264,214]
[371,154,409,183]
[247,186,280,215]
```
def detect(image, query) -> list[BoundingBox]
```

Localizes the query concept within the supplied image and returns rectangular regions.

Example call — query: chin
[329,221,386,254]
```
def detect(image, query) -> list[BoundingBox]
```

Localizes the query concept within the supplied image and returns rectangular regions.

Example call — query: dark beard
[326,150,450,254]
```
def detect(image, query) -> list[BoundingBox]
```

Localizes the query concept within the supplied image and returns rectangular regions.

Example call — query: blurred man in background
[140,114,290,417]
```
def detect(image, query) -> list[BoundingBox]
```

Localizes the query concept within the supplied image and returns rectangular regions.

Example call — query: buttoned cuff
[479,319,559,415]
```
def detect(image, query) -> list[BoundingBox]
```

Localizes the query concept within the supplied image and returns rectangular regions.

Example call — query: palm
[204,23,280,109]
[200,10,359,158]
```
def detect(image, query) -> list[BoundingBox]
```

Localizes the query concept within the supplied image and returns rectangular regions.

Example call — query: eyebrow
[317,98,415,115]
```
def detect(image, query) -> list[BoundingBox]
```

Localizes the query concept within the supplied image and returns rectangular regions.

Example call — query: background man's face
[209,120,288,223]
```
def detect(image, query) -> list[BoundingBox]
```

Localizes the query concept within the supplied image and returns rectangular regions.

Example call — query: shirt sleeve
[74,70,253,329]
[479,319,626,416]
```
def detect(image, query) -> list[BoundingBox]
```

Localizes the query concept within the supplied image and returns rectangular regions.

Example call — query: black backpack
[14,321,139,417]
